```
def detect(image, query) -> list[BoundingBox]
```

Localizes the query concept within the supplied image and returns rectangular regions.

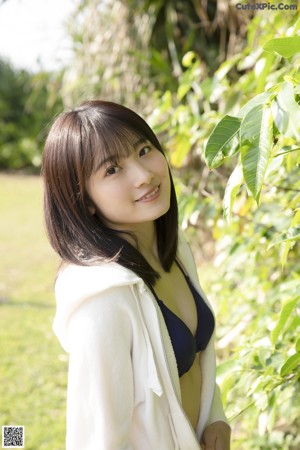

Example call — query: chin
[155,204,171,220]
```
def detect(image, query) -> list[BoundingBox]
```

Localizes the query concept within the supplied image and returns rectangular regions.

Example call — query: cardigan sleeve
[207,382,229,426]
[64,286,135,450]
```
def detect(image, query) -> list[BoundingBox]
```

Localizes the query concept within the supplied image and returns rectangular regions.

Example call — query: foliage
[60,0,251,110]
[0,60,63,171]
[0,0,252,169]
[60,0,154,110]
[149,9,300,450]
[127,0,252,78]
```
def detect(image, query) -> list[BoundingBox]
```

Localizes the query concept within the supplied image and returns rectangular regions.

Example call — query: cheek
[88,182,127,218]
[85,178,106,212]
[155,153,170,177]
[161,160,171,189]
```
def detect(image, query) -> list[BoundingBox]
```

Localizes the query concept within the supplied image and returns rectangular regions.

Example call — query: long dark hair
[42,100,178,287]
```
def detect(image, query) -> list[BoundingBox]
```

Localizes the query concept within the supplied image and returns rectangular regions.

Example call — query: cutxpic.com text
[236,2,298,10]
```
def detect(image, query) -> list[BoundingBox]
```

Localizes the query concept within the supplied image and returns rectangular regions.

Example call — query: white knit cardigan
[53,233,228,449]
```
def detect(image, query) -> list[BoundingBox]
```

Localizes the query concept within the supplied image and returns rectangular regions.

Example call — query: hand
[200,421,231,450]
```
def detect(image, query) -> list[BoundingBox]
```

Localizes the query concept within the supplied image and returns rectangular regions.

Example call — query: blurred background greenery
[0,1,299,449]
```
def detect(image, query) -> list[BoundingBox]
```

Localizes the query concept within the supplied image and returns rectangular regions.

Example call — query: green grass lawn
[0,173,67,450]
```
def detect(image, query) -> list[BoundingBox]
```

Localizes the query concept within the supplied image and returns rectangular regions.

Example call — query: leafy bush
[0,60,63,171]
[149,11,300,450]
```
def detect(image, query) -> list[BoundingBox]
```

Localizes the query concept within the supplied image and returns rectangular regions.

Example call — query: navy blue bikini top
[150,261,215,377]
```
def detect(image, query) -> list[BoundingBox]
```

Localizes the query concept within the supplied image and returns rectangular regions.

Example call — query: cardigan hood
[54,262,143,353]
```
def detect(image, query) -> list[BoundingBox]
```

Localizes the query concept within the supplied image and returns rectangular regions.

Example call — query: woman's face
[85,138,171,232]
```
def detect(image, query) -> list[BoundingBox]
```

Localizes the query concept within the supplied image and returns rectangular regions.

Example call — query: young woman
[43,100,231,450]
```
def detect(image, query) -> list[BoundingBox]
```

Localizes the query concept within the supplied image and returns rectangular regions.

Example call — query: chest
[152,262,198,336]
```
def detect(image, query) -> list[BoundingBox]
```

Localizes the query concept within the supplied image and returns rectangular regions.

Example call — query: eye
[105,165,121,176]
[139,145,152,157]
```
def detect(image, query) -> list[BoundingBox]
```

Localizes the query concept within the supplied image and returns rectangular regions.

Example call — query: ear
[87,204,96,216]
[85,196,96,216]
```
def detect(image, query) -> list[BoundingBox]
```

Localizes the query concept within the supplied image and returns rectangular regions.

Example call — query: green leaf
[177,83,191,100]
[214,54,241,81]
[182,51,197,68]
[271,296,299,346]
[280,210,300,266]
[238,92,274,118]
[205,115,241,169]
[272,82,300,140]
[268,225,300,249]
[291,209,300,226]
[216,359,239,376]
[223,162,244,222]
[280,353,300,377]
[281,241,292,269]
[263,36,300,58]
[240,104,273,201]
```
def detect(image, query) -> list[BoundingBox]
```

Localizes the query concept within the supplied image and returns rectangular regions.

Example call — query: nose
[131,160,154,187]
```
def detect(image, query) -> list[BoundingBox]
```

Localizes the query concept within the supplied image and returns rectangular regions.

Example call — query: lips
[135,185,160,202]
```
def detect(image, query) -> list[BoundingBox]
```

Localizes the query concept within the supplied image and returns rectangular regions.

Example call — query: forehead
[90,125,147,172]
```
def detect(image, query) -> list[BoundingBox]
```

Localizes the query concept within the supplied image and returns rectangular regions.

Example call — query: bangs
[82,122,144,178]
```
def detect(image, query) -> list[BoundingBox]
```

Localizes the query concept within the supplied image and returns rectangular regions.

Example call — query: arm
[178,231,231,448]
[65,287,134,450]
[201,383,230,449]
[201,421,231,450]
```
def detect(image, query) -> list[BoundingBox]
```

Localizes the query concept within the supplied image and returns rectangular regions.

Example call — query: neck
[118,221,159,263]
[135,222,159,260]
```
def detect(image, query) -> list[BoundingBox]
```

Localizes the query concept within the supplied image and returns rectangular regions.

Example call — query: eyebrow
[94,138,148,172]
[94,156,116,171]
[133,137,147,149]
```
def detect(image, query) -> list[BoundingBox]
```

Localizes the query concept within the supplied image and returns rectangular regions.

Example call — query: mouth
[135,185,160,202]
